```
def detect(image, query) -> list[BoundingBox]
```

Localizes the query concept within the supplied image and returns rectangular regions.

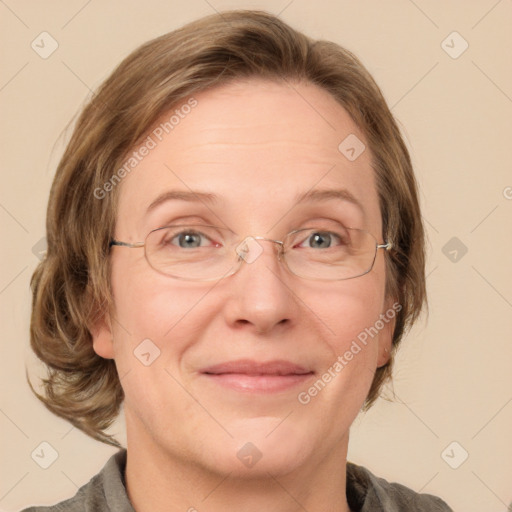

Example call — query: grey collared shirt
[21,450,453,511]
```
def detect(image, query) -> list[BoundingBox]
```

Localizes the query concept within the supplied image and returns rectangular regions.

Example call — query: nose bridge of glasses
[235,235,284,265]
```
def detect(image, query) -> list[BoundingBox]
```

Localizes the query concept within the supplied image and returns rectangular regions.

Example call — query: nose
[223,237,297,335]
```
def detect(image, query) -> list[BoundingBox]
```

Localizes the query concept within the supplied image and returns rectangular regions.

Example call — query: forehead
[115,79,381,238]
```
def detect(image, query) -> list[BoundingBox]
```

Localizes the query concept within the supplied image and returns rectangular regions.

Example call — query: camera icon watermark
[441,441,468,469]
[31,441,59,469]
[31,31,59,59]
[237,442,262,468]
[134,338,161,366]
[236,236,264,264]
[441,31,469,59]
[338,134,366,162]
[442,236,468,263]
[32,236,47,261]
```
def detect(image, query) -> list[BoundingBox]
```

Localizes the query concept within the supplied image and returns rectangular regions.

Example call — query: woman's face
[93,79,395,476]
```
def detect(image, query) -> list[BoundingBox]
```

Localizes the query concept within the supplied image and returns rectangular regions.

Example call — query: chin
[202,417,314,478]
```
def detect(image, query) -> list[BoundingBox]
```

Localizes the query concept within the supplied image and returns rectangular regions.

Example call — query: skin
[92,78,396,512]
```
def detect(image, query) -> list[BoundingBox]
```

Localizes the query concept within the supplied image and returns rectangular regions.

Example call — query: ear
[90,311,115,360]
[376,298,399,368]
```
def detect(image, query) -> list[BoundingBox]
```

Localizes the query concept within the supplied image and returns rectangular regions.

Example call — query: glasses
[110,224,393,282]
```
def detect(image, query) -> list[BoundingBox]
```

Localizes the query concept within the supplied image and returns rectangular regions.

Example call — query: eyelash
[163,227,348,250]
[166,230,219,248]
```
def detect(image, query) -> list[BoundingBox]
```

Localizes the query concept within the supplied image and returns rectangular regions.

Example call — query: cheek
[316,272,386,352]
[108,259,212,369]
[307,272,386,403]
[107,266,209,423]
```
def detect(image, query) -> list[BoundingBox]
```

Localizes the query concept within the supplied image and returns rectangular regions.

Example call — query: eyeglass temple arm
[109,240,145,248]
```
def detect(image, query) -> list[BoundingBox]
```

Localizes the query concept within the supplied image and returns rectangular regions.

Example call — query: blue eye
[298,231,344,249]
[160,227,224,250]
[171,231,207,248]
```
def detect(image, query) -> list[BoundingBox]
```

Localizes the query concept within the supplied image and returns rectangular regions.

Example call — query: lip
[200,359,314,393]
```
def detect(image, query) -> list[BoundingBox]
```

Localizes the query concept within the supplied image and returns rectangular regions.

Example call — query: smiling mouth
[200,359,315,393]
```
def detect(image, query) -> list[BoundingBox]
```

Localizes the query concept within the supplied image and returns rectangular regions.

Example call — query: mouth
[200,359,315,393]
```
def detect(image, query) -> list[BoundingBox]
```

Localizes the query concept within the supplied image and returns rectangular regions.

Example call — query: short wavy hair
[29,10,426,446]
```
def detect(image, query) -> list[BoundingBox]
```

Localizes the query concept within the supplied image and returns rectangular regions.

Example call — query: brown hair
[29,10,426,446]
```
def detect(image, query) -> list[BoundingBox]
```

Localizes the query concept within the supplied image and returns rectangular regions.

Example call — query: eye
[172,231,205,248]
[159,227,223,249]
[295,230,348,249]
[173,231,219,249]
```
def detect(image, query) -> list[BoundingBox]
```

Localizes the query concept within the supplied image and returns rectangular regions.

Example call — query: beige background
[1,1,511,510]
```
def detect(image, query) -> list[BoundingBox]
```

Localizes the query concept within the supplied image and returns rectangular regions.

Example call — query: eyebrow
[294,188,365,213]
[147,190,218,213]
[146,187,364,214]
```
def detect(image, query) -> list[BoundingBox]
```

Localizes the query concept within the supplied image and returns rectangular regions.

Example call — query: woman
[25,10,452,511]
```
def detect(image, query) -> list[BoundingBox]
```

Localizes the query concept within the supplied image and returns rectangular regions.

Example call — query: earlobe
[377,344,392,367]
[376,300,397,367]
[91,313,115,359]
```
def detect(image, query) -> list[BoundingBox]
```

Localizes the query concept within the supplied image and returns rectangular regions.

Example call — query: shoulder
[19,450,134,512]
[346,461,453,512]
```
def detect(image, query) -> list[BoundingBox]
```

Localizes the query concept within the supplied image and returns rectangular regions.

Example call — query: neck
[124,426,352,512]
